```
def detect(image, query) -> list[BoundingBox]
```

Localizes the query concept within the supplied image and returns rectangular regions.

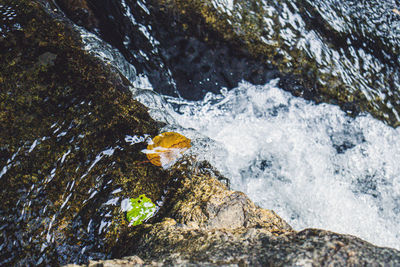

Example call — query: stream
[75,0,400,249]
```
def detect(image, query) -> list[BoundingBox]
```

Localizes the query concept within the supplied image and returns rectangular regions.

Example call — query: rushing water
[71,0,400,250]
[158,80,400,249]
[70,0,400,125]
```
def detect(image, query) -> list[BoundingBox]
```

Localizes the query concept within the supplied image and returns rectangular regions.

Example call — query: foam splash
[161,79,400,249]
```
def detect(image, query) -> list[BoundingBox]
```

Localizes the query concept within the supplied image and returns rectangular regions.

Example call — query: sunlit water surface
[142,79,400,249]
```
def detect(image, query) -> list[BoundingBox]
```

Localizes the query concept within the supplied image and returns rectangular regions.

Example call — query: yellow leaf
[145,132,191,168]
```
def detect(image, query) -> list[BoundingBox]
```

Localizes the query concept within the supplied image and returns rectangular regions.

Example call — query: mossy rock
[0,0,171,265]
[108,159,400,266]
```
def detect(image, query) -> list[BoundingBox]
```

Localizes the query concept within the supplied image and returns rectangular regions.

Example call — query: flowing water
[161,80,400,249]
[73,0,400,250]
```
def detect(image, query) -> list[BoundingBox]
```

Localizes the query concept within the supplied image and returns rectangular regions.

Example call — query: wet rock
[37,51,57,66]
[153,0,400,127]
[54,0,288,100]
[57,0,400,127]
[107,161,400,266]
[54,0,99,29]
[68,227,400,266]
[69,167,400,266]
[0,0,170,265]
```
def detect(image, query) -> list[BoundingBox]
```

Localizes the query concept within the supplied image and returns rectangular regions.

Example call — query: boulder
[72,165,400,266]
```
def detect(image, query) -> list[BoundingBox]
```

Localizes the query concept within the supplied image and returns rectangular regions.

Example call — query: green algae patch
[126,195,157,226]
[0,0,171,265]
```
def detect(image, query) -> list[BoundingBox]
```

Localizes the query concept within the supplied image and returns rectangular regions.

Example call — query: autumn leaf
[144,132,191,168]
[126,194,156,226]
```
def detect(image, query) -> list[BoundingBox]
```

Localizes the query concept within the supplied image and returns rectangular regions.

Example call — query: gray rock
[104,163,400,266]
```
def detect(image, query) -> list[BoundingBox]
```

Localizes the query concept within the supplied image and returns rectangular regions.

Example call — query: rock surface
[0,0,170,264]
[70,161,400,266]
[105,161,400,266]
[1,0,400,266]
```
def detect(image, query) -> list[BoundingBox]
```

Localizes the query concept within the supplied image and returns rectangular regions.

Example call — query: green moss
[0,0,172,264]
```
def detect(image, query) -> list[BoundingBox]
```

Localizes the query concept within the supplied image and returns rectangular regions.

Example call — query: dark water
[63,0,400,125]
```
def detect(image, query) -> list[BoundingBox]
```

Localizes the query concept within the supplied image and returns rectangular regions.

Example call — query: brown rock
[105,160,400,266]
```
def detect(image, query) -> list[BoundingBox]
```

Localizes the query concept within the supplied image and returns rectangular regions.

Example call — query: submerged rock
[154,0,400,127]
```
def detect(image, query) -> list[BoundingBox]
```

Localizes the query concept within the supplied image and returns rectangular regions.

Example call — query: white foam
[161,79,400,249]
